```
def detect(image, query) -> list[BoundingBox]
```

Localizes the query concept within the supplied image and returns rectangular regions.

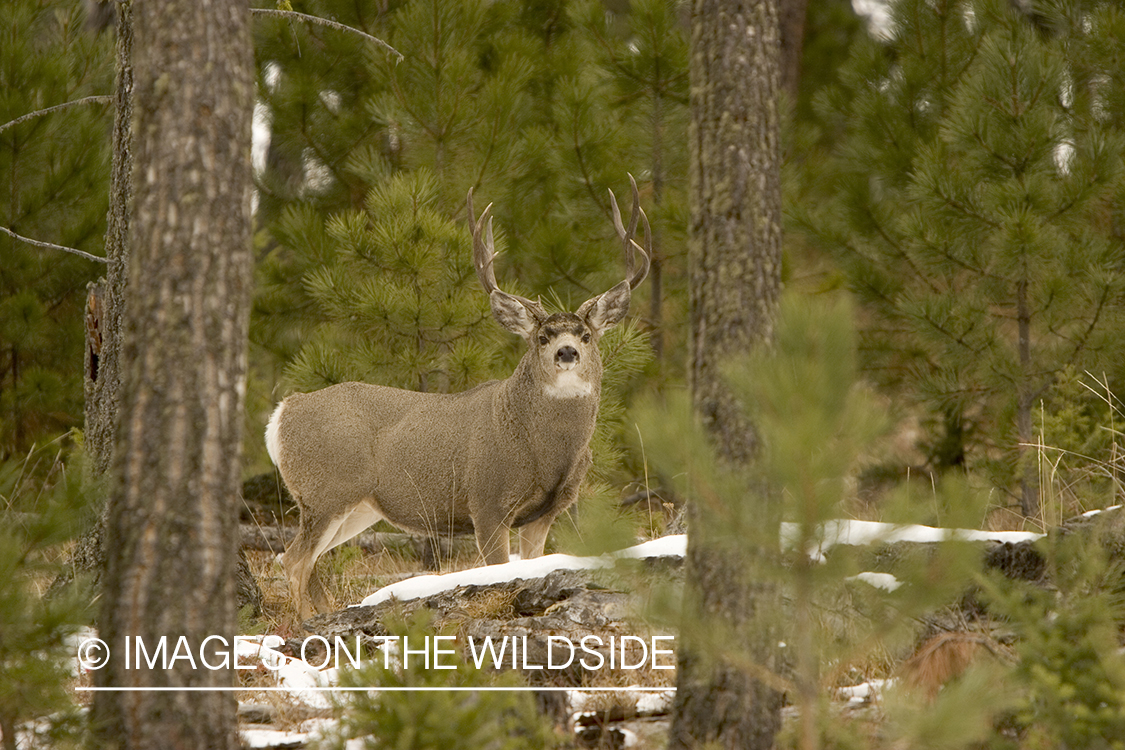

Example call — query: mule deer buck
[266,178,650,619]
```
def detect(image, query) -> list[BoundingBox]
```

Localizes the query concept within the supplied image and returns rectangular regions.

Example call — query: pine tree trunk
[778,0,809,100]
[1016,278,1039,518]
[68,0,135,594]
[649,67,665,364]
[671,0,784,747]
[687,0,782,462]
[83,0,133,478]
[90,0,254,746]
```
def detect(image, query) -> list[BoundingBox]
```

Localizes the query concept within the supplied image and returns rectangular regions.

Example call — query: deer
[265,177,651,619]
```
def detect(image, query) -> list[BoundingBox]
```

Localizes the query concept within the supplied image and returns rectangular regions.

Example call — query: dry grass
[898,630,1016,700]
[441,588,521,629]
[245,534,490,634]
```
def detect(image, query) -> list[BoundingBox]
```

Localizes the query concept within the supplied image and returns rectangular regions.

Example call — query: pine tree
[0,451,95,750]
[668,0,784,746]
[278,170,503,393]
[90,0,253,745]
[251,0,400,226]
[984,534,1125,747]
[251,0,693,371]
[0,0,112,459]
[795,0,1125,518]
[572,0,689,366]
[319,611,556,750]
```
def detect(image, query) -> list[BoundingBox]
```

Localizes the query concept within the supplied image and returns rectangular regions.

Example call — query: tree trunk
[778,0,810,101]
[1015,278,1039,519]
[65,0,136,597]
[83,0,133,478]
[671,0,784,747]
[89,0,254,746]
[687,0,782,463]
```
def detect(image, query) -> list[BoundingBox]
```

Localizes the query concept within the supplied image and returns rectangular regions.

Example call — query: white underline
[76,685,676,693]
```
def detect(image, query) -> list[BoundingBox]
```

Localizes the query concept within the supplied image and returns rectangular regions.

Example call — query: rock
[303,568,623,637]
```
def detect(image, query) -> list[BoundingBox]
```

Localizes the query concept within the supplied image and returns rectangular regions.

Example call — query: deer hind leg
[324,501,383,551]
[283,509,344,620]
[283,501,383,620]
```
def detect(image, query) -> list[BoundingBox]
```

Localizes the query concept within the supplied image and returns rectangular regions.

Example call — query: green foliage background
[790,0,1125,517]
[0,0,112,460]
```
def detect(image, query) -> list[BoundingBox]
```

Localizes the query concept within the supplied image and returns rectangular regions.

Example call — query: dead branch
[0,226,107,264]
[0,95,112,138]
[249,9,403,62]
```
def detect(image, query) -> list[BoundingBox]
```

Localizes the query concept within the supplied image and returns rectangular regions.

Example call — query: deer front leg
[517,514,556,559]
[519,469,585,559]
[473,508,511,566]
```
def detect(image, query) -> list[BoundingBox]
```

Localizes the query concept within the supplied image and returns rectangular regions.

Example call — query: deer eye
[538,335,549,346]
[581,332,591,344]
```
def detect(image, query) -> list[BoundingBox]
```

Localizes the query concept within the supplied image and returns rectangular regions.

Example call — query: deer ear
[490,291,544,339]
[578,280,631,334]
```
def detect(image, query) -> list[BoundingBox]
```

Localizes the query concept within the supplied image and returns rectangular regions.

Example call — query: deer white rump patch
[265,402,284,466]
[545,370,593,399]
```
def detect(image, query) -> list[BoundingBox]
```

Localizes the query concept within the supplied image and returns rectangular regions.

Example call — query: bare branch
[250,9,403,62]
[0,96,113,138]
[0,226,107,264]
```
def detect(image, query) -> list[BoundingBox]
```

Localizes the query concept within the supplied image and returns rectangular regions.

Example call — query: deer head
[466,176,650,398]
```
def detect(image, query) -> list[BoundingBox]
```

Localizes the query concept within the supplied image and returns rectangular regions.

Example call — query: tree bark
[65,0,136,597]
[90,0,254,746]
[83,0,133,478]
[688,0,782,465]
[671,0,784,747]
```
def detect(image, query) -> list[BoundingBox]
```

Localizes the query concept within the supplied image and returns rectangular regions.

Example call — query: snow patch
[837,678,894,705]
[848,572,903,592]
[241,719,339,749]
[1082,504,1122,518]
[781,519,1043,561]
[360,535,686,608]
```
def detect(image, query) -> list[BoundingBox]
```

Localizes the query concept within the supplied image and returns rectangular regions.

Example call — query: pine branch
[250,8,403,62]
[0,96,113,138]
[0,226,107,264]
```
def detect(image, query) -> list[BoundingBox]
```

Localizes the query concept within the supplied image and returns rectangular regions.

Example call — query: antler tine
[467,188,499,296]
[608,174,651,290]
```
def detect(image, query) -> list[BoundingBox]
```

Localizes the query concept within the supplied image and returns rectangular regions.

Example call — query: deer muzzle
[555,345,579,369]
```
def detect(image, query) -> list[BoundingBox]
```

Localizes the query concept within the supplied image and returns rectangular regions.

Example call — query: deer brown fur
[267,178,650,620]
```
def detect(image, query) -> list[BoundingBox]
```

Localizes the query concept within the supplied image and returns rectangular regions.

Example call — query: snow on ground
[847,571,903,592]
[241,720,339,749]
[358,520,1039,609]
[836,678,894,705]
[780,519,1043,562]
[359,534,687,608]
[570,687,676,716]
[1082,504,1122,518]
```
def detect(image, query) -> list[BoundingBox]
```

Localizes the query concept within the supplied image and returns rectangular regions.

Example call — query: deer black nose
[556,345,579,364]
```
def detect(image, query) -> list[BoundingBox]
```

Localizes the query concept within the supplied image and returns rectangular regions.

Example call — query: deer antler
[467,188,500,296]
[607,174,651,289]
[467,188,543,313]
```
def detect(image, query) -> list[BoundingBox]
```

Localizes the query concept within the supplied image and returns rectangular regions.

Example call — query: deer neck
[501,355,600,436]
